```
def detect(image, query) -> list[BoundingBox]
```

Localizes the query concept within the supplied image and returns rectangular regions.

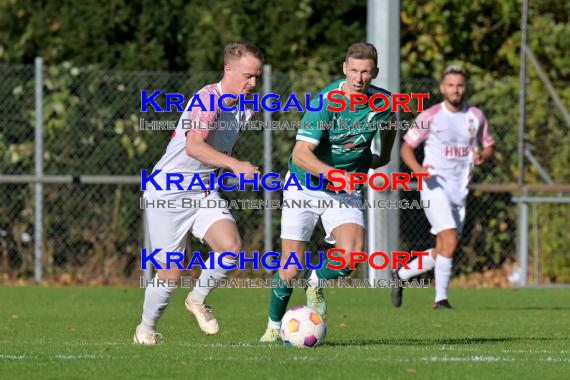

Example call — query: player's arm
[370,129,397,169]
[186,132,259,179]
[400,112,432,175]
[369,94,397,169]
[292,141,353,195]
[400,141,426,174]
[473,145,494,166]
[292,141,336,177]
[473,111,495,166]
[294,99,354,193]
[294,99,338,177]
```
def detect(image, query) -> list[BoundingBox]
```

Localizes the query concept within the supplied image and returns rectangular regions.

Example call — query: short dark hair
[224,42,264,65]
[442,65,468,80]
[345,42,378,67]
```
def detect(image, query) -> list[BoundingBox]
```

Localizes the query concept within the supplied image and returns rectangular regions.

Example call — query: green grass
[1,285,569,379]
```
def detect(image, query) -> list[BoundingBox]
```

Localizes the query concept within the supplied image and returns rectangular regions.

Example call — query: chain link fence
[0,63,36,279]
[1,61,568,284]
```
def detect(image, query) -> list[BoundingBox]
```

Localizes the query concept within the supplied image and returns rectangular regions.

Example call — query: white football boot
[185,298,220,335]
[133,325,162,345]
[259,328,281,343]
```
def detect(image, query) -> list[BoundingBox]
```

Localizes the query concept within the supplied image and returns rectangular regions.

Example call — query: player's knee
[157,268,183,285]
[336,238,364,256]
[441,235,458,256]
[218,236,242,254]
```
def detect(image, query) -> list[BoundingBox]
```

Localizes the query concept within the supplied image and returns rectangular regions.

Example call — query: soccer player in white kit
[392,66,495,309]
[133,42,263,344]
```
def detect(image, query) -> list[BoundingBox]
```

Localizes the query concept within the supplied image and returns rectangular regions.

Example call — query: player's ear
[224,64,232,77]
[342,61,348,76]
[372,67,379,80]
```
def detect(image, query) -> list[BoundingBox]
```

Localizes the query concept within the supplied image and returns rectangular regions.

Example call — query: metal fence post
[519,191,529,287]
[517,0,529,287]
[143,208,153,281]
[367,0,400,283]
[263,64,273,265]
[532,203,539,285]
[34,57,43,282]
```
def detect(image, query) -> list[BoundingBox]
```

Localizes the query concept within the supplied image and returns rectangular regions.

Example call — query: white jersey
[404,102,494,205]
[147,83,255,199]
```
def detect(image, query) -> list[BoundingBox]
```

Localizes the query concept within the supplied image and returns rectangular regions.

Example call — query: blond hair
[224,42,264,65]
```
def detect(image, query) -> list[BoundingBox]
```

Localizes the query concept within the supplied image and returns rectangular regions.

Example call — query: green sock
[316,255,353,280]
[268,271,293,322]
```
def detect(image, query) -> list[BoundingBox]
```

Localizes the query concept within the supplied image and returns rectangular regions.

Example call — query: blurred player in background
[392,65,495,309]
[134,42,263,344]
[260,42,397,343]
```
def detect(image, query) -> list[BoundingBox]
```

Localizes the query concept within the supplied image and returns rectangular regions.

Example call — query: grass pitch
[1,285,569,379]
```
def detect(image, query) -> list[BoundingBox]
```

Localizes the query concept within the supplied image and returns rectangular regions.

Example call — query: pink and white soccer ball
[280,306,326,348]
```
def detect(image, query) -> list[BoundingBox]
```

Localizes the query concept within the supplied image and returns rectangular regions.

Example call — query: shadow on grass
[325,336,559,347]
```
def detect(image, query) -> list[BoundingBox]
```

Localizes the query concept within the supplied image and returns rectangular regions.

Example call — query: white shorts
[280,185,365,245]
[144,191,235,262]
[421,179,466,236]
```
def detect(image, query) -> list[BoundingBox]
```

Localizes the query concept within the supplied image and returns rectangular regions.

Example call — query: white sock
[140,275,177,332]
[189,252,235,305]
[435,255,453,302]
[398,249,436,280]
[307,270,319,288]
[267,317,281,330]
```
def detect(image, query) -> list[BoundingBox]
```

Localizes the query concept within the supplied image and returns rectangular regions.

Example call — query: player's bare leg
[186,219,241,335]
[432,228,457,309]
[260,240,306,343]
[134,263,183,345]
[279,240,306,282]
[332,223,364,255]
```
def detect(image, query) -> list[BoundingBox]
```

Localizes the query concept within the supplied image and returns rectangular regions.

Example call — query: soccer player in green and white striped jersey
[260,42,397,343]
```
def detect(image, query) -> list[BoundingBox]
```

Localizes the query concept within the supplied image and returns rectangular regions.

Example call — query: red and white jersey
[404,102,494,205]
[149,83,255,198]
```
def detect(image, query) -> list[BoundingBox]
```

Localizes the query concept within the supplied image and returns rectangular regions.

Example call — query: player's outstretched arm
[186,132,259,179]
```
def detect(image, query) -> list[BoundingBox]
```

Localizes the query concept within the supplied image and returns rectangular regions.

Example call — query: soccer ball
[280,306,326,348]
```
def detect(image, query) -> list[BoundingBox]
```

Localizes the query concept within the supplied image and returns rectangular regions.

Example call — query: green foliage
[0,0,366,73]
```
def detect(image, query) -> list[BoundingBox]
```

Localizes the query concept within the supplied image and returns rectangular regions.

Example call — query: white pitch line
[0,354,31,360]
[501,349,553,354]
[179,342,254,348]
[538,357,570,363]
[420,355,517,362]
[0,353,110,361]
[54,354,110,360]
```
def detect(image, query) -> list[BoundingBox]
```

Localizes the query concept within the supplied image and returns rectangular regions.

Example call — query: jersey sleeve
[296,98,330,146]
[185,89,220,139]
[403,109,434,148]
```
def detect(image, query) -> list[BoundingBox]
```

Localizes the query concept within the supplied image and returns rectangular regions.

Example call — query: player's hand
[370,153,381,169]
[232,161,260,180]
[336,172,355,195]
[420,165,437,178]
[472,150,485,166]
